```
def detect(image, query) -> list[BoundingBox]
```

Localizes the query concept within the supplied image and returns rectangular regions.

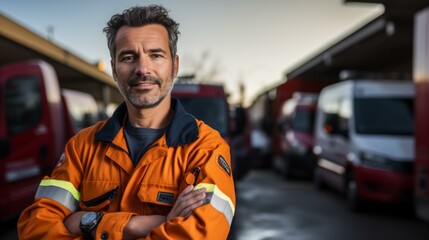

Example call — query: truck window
[179,97,228,137]
[291,109,315,133]
[62,89,99,132]
[338,97,351,135]
[320,94,340,135]
[354,98,414,135]
[5,76,42,134]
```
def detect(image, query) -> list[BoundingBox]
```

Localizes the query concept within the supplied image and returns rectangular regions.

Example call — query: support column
[413,6,429,223]
[101,84,111,116]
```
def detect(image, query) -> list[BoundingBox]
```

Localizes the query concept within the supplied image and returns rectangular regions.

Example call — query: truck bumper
[355,167,413,204]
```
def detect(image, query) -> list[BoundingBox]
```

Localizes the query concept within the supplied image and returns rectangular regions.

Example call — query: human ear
[111,60,118,82]
[173,55,179,78]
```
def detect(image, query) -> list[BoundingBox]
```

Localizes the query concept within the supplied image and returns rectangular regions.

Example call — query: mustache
[129,75,161,86]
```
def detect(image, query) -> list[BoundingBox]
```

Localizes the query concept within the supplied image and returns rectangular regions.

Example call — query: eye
[119,55,136,62]
[150,54,164,59]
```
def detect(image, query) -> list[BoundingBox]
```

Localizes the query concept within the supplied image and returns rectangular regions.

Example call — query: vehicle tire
[272,155,282,174]
[233,155,250,182]
[283,154,293,179]
[346,171,362,211]
[313,166,325,190]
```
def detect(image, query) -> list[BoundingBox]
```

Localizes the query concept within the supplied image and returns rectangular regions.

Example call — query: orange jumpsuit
[17,99,236,239]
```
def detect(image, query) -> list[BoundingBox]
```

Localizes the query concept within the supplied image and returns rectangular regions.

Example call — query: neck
[126,97,172,129]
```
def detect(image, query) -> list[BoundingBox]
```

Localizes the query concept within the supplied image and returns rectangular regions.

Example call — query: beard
[118,74,174,109]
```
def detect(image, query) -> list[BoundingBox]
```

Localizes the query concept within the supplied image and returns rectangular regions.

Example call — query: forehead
[115,24,170,53]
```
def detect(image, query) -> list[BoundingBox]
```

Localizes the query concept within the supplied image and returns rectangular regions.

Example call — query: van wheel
[314,166,325,190]
[283,156,293,179]
[272,155,281,174]
[346,172,362,211]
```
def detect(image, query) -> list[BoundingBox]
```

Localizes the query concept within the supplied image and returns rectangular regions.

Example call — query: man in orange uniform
[17,5,235,239]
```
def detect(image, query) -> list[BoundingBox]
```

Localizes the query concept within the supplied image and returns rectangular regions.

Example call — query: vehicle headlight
[313,145,322,155]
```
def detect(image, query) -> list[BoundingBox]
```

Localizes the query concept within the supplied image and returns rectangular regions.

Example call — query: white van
[313,80,414,210]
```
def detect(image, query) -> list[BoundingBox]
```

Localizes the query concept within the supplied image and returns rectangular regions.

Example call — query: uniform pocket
[79,181,119,211]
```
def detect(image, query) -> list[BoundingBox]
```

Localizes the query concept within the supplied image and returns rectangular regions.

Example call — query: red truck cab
[248,78,332,169]
[171,81,251,180]
[0,60,102,221]
[0,60,73,220]
[172,83,230,138]
[273,92,318,179]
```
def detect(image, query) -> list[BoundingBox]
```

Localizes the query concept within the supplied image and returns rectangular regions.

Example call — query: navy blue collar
[95,98,199,147]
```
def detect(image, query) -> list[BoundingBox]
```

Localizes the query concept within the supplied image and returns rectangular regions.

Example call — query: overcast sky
[0,0,383,105]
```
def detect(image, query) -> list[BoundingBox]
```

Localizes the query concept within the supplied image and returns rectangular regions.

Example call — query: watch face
[81,212,97,225]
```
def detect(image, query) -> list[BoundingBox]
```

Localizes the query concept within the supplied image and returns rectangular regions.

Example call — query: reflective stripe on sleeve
[194,183,235,226]
[35,179,80,212]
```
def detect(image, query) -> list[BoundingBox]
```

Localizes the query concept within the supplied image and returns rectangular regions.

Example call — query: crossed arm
[64,185,206,239]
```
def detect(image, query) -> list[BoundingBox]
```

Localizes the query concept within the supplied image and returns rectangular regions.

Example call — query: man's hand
[123,186,206,239]
[64,186,206,239]
[167,185,206,220]
[64,211,86,235]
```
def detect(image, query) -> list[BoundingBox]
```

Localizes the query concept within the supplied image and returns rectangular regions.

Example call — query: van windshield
[5,76,42,134]
[178,97,229,137]
[292,109,315,133]
[354,98,414,135]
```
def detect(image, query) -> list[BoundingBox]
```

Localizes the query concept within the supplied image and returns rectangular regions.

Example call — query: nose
[135,55,150,75]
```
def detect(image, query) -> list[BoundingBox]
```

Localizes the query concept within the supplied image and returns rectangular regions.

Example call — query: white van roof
[322,79,414,98]
[352,80,414,98]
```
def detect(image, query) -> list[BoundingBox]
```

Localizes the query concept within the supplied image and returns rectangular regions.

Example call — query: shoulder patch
[217,154,231,177]
[56,153,66,168]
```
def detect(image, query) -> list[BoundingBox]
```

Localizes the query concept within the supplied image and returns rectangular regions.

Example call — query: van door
[331,97,353,191]
[317,96,351,191]
[0,63,48,219]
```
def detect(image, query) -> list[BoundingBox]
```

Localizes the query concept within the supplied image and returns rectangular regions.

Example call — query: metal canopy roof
[0,13,123,105]
[286,0,429,81]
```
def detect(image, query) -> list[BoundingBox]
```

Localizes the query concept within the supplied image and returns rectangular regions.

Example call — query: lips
[129,76,161,87]
[131,81,157,87]
[129,81,159,92]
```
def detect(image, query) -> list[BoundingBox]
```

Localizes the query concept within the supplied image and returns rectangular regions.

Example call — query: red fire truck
[273,92,319,179]
[248,78,332,168]
[171,81,251,181]
[0,60,100,221]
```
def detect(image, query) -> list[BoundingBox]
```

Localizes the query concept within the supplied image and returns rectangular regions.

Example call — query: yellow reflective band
[39,179,80,201]
[194,183,235,215]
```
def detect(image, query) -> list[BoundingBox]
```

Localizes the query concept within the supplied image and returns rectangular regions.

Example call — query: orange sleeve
[17,198,79,240]
[146,134,236,239]
[94,212,136,240]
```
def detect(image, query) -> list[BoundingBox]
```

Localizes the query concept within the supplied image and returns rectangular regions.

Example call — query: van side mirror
[324,113,339,135]
[323,113,338,134]
[324,113,348,138]
[323,123,334,134]
[0,138,10,158]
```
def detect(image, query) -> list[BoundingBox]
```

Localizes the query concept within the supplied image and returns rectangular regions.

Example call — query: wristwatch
[79,211,103,240]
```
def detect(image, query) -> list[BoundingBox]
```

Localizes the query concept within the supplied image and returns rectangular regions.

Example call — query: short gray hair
[103,5,180,61]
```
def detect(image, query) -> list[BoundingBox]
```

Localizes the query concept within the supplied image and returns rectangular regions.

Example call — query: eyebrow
[146,48,167,54]
[117,48,167,57]
[117,50,136,58]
